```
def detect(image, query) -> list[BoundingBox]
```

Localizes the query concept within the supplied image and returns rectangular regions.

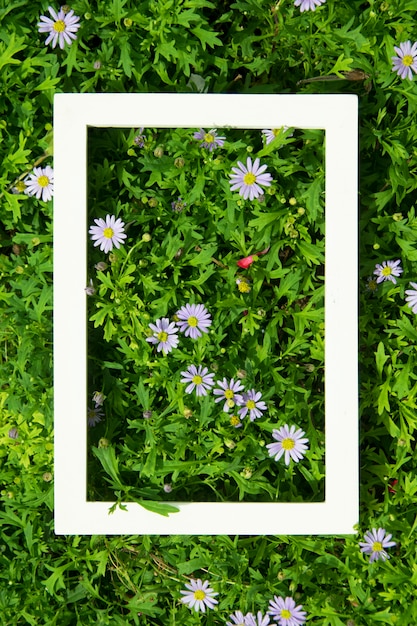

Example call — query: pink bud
[236,246,270,269]
[237,255,254,269]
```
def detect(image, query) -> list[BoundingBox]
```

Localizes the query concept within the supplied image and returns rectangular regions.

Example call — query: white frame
[54,93,358,535]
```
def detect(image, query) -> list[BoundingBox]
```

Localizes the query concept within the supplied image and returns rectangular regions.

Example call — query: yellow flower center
[16,181,27,192]
[237,280,251,293]
[157,331,168,342]
[103,227,114,239]
[273,128,280,136]
[246,400,256,410]
[281,609,292,619]
[282,437,295,451]
[230,415,240,426]
[53,19,66,33]
[227,399,235,408]
[187,315,198,327]
[381,266,392,276]
[204,133,214,143]
[37,175,49,188]
[372,541,383,552]
[192,375,203,385]
[402,54,413,67]
[194,590,206,601]
[243,172,256,185]
[225,390,234,399]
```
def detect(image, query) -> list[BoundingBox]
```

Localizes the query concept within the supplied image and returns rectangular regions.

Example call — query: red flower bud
[236,246,270,269]
[388,479,398,494]
[237,255,254,269]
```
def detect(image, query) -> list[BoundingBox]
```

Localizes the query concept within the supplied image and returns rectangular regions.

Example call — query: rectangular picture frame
[54,92,358,535]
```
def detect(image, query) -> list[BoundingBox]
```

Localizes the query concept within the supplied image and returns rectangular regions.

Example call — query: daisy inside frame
[54,93,358,535]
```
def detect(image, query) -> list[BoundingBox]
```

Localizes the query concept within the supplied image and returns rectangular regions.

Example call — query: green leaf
[35,76,61,91]
[328,53,353,77]
[43,564,71,595]
[375,341,389,378]
[188,245,218,266]
[377,379,391,416]
[92,446,123,489]
[0,33,26,71]
[304,176,324,223]
[137,501,179,516]
[191,26,222,49]
[248,211,282,230]
[296,240,324,265]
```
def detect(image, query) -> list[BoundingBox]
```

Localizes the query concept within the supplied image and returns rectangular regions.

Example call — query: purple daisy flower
[294,0,326,11]
[213,377,245,412]
[146,318,179,354]
[373,259,403,284]
[89,214,127,254]
[237,389,267,421]
[38,6,81,49]
[246,611,271,626]
[405,281,417,313]
[268,596,307,626]
[261,127,291,145]
[24,166,54,201]
[392,40,417,80]
[359,528,396,563]
[226,610,249,626]
[133,127,145,147]
[229,157,273,201]
[171,196,187,212]
[8,428,19,440]
[87,406,103,427]
[180,578,218,612]
[266,424,309,465]
[180,365,215,396]
[176,303,212,339]
[193,128,225,151]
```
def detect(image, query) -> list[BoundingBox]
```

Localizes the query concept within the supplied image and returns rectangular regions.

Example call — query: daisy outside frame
[54,93,358,535]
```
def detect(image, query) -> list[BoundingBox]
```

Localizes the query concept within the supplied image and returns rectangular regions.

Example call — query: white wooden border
[54,93,358,535]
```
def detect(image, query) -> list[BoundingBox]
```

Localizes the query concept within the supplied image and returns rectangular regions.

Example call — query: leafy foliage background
[1,0,417,624]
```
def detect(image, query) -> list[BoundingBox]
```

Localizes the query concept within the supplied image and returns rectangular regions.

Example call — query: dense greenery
[1,0,417,624]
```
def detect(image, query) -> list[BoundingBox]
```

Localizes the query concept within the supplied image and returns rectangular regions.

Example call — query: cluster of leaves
[1,0,417,624]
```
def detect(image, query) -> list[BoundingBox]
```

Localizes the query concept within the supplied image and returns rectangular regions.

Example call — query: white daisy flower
[24,166,54,201]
